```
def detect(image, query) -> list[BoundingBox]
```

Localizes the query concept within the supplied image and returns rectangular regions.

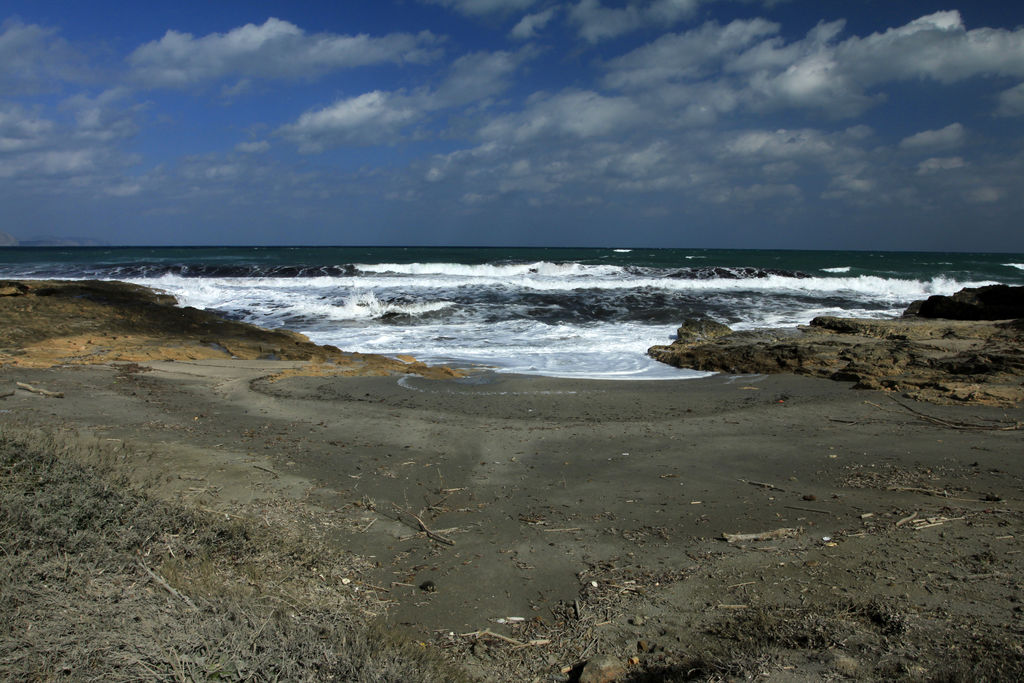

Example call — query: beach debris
[492,617,525,624]
[869,397,1023,431]
[390,503,456,545]
[784,504,832,516]
[418,580,437,593]
[252,463,278,477]
[137,558,197,610]
[459,629,550,648]
[740,478,785,492]
[895,511,919,527]
[904,514,966,530]
[15,382,64,398]
[722,527,800,543]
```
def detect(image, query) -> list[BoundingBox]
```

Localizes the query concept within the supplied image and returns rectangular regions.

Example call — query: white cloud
[996,82,1024,116]
[280,49,530,151]
[967,186,1004,203]
[605,19,780,88]
[836,11,1024,85]
[510,8,559,40]
[279,91,419,151]
[570,0,713,43]
[480,90,647,142]
[128,18,441,88]
[723,128,835,160]
[0,105,55,152]
[236,140,270,153]
[63,88,140,143]
[0,149,100,179]
[603,11,1024,119]
[569,0,643,43]
[433,50,527,107]
[0,19,87,93]
[916,156,965,174]
[899,123,966,150]
[421,0,537,16]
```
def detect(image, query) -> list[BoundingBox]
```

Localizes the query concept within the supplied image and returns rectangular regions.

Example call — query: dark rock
[674,318,732,343]
[649,301,1024,406]
[905,284,1024,320]
[579,655,626,683]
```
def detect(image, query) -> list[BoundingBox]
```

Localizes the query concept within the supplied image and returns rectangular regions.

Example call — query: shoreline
[3,280,1024,680]
[3,360,1023,680]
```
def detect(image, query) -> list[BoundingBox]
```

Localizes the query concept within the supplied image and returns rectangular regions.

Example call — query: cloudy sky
[3,1,1024,250]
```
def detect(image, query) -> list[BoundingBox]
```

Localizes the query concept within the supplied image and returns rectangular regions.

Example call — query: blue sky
[2,1,1024,250]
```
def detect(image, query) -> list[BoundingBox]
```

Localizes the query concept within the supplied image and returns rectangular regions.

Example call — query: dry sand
[3,358,1023,681]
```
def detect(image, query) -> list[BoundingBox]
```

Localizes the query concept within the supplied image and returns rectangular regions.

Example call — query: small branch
[252,464,278,477]
[16,382,64,398]
[459,629,525,647]
[873,397,1022,431]
[740,479,785,492]
[722,527,800,543]
[784,505,833,516]
[391,504,455,545]
[137,559,196,610]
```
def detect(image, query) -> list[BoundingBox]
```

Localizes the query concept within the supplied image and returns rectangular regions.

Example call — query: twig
[784,505,832,516]
[873,397,1022,431]
[391,504,455,545]
[722,527,800,543]
[460,629,525,647]
[741,481,786,491]
[16,382,64,398]
[137,559,196,610]
[252,464,278,477]
[895,511,918,527]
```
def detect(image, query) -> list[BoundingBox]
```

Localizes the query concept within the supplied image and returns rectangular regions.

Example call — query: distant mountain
[14,236,110,247]
[0,232,18,246]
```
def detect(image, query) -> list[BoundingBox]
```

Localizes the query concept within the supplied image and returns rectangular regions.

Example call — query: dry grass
[0,426,467,682]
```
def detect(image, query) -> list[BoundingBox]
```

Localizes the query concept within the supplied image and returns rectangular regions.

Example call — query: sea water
[2,246,1021,380]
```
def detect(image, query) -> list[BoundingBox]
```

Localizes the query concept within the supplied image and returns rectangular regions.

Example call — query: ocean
[2,246,1022,380]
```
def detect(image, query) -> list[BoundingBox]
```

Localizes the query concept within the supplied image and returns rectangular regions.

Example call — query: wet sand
[3,359,1022,680]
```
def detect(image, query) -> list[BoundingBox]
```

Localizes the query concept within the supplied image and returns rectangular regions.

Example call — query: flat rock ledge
[649,286,1024,406]
[0,279,459,379]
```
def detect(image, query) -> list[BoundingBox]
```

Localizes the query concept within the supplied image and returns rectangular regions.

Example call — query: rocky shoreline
[0,279,458,379]
[649,285,1024,406]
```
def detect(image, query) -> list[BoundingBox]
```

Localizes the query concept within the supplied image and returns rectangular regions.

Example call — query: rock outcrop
[0,279,459,378]
[649,288,1024,406]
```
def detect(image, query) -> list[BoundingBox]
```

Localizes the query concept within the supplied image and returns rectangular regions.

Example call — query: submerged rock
[649,290,1024,406]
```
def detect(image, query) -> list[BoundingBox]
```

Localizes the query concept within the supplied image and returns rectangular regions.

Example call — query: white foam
[822,266,851,273]
[1005,263,1024,271]
[354,260,622,278]
[120,269,996,381]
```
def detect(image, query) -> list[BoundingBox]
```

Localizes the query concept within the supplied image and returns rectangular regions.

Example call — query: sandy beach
[4,351,1023,680]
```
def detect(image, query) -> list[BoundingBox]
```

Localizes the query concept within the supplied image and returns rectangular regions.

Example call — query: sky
[2,1,1024,250]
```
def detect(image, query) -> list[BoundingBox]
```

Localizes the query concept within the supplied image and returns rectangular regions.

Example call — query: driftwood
[391,504,456,546]
[722,527,800,543]
[137,559,197,609]
[460,629,550,648]
[740,479,786,492]
[16,382,64,398]
[871,397,1022,431]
